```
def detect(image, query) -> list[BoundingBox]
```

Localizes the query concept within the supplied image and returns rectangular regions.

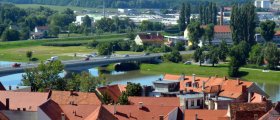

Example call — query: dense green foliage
[1,0,248,9]
[260,20,276,42]
[118,92,129,105]
[163,50,183,63]
[187,21,204,48]
[126,83,142,96]
[199,2,217,25]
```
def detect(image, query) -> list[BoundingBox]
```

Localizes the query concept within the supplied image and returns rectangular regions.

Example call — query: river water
[0,61,279,102]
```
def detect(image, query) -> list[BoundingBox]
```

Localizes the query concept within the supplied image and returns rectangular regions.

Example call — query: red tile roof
[39,100,64,120]
[258,102,280,120]
[96,84,126,103]
[128,97,180,107]
[138,33,164,42]
[163,74,182,81]
[85,106,117,120]
[185,110,228,120]
[229,101,273,120]
[49,91,101,105]
[0,112,8,120]
[275,31,280,36]
[104,105,182,120]
[0,91,48,111]
[214,25,231,33]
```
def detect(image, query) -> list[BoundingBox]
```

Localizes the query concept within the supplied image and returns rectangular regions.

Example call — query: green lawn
[140,63,280,84]
[0,34,129,62]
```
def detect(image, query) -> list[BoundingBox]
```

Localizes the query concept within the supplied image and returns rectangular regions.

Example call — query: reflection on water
[256,82,280,102]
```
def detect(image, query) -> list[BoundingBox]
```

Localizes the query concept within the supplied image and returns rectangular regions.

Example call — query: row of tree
[199,2,218,25]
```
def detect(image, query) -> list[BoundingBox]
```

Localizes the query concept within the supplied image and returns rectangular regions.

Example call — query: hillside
[0,0,251,8]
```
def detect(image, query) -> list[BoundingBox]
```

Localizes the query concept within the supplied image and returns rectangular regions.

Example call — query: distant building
[134,33,164,46]
[75,15,95,26]
[164,36,187,46]
[184,25,232,46]
[255,0,271,9]
[30,26,49,39]
[255,31,280,47]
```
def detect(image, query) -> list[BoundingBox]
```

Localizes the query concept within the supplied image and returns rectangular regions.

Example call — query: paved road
[0,50,194,77]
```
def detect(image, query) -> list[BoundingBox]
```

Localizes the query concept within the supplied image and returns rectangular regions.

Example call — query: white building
[255,0,271,9]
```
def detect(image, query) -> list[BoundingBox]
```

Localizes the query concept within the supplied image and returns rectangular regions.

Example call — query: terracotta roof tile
[185,109,228,120]
[214,25,231,33]
[97,84,126,103]
[39,100,64,120]
[85,106,117,120]
[138,33,164,42]
[0,91,48,111]
[259,102,280,120]
[50,91,101,105]
[0,111,8,120]
[104,105,182,120]
[229,102,273,120]
[163,74,182,81]
[128,97,180,107]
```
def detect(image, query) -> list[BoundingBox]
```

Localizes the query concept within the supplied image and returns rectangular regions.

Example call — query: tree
[97,42,113,55]
[118,92,129,105]
[203,24,214,45]
[207,46,219,67]
[228,41,249,77]
[193,47,205,66]
[1,29,20,41]
[260,20,276,42]
[26,51,33,61]
[76,72,102,92]
[187,21,203,49]
[102,92,113,104]
[49,25,60,37]
[249,44,264,65]
[22,61,64,92]
[230,4,256,46]
[163,50,183,63]
[218,40,229,62]
[174,42,186,51]
[140,20,153,31]
[95,17,115,33]
[185,3,191,26]
[126,83,142,96]
[178,3,186,32]
[82,15,92,35]
[264,42,280,70]
[87,40,99,48]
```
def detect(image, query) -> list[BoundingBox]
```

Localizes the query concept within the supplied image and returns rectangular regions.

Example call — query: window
[191,100,194,106]
[197,99,201,106]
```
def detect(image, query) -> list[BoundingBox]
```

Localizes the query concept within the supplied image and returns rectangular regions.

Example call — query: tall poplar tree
[178,3,186,32]
[185,3,191,26]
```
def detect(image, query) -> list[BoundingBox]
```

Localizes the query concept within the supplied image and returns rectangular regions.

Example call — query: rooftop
[96,84,126,103]
[128,97,180,107]
[185,109,228,120]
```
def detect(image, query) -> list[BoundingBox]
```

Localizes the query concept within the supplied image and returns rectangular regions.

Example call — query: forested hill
[0,0,251,8]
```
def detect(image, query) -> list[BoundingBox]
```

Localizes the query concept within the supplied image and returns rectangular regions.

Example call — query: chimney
[224,76,228,80]
[47,90,52,99]
[180,73,185,81]
[202,81,205,90]
[61,112,65,120]
[23,108,26,111]
[237,78,240,85]
[114,104,117,114]
[220,7,224,25]
[195,113,198,120]
[138,102,143,109]
[260,95,263,102]
[70,90,74,96]
[8,86,11,90]
[5,98,9,110]
[192,74,195,87]
[248,92,252,103]
[159,115,164,120]
[16,86,19,90]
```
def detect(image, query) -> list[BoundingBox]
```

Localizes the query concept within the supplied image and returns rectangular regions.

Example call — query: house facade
[134,33,164,45]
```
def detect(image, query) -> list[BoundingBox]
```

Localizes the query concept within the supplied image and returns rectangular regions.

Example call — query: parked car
[124,54,129,58]
[84,57,90,61]
[47,56,58,62]
[104,56,110,59]
[184,61,192,65]
[144,53,150,56]
[12,63,21,68]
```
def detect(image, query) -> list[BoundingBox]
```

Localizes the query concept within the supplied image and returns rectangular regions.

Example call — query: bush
[163,50,182,63]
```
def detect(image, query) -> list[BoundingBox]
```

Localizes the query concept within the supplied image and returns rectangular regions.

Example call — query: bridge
[0,54,161,77]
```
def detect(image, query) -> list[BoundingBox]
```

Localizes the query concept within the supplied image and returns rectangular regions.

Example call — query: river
[0,61,279,102]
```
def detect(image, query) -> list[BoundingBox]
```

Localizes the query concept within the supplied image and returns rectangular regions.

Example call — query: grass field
[0,34,130,62]
[140,63,280,84]
[15,4,117,12]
